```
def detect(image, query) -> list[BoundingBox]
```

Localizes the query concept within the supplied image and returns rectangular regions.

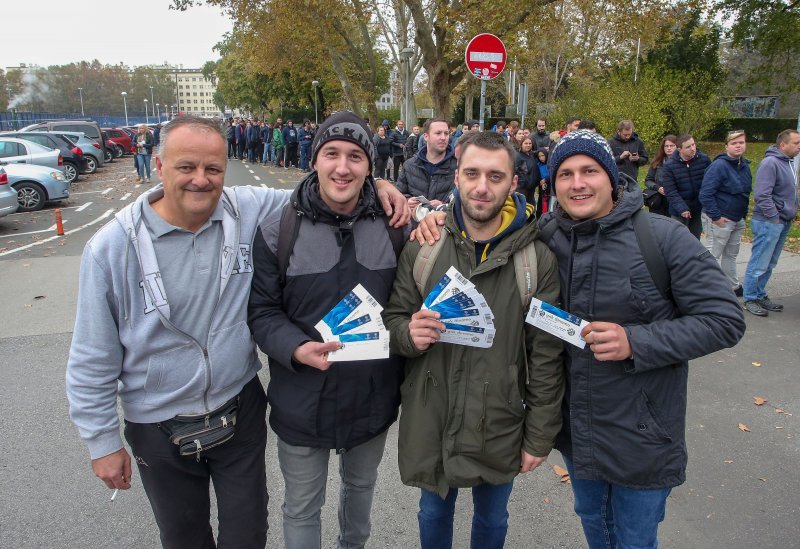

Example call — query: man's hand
[92,448,132,490]
[292,341,342,371]
[375,179,411,228]
[629,152,639,162]
[409,309,444,351]
[408,197,421,210]
[581,322,632,361]
[428,199,444,208]
[657,186,666,196]
[520,450,546,473]
[620,150,631,159]
[409,211,447,245]
[713,217,729,227]
[680,211,692,219]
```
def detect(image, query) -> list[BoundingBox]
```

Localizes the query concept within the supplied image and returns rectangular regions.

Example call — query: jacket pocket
[267,369,324,439]
[144,342,203,405]
[639,390,673,442]
[458,376,524,463]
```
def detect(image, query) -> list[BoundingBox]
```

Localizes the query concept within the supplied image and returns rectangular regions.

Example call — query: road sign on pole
[466,33,507,132]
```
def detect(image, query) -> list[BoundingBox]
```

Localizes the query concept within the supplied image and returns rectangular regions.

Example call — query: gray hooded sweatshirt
[751,145,799,223]
[66,184,290,459]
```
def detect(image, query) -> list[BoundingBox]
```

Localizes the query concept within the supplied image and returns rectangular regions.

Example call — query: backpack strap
[276,203,302,286]
[382,216,405,259]
[631,208,672,301]
[512,240,538,308]
[412,229,449,296]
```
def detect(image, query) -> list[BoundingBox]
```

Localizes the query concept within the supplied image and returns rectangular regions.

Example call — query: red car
[103,128,132,154]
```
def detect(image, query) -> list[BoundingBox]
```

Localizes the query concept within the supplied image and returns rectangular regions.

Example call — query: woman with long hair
[512,128,526,151]
[644,135,677,216]
[373,125,393,180]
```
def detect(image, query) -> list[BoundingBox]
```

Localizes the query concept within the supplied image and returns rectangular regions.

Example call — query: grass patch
[637,141,799,253]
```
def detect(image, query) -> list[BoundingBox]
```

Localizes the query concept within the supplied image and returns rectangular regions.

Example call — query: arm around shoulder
[384,241,428,358]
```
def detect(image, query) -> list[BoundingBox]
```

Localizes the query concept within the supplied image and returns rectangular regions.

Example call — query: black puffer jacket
[247,173,404,451]
[538,187,745,489]
[395,145,457,201]
[661,150,712,217]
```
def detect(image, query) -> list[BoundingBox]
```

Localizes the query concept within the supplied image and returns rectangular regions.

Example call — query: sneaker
[733,285,743,297]
[744,300,769,317]
[758,296,783,311]
[136,176,142,182]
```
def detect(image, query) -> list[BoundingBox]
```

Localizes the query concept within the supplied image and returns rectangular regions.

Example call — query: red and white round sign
[465,33,507,81]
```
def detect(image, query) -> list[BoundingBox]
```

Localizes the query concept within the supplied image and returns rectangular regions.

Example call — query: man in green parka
[384,131,565,549]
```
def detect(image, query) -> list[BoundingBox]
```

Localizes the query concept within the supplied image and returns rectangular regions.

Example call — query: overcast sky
[1,0,233,70]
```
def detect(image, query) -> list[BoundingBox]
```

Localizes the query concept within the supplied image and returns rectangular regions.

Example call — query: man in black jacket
[607,120,649,181]
[247,112,404,549]
[396,118,457,212]
[390,119,410,181]
[539,130,745,549]
[661,134,712,238]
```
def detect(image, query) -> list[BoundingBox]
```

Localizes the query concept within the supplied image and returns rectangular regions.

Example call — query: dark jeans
[284,143,299,168]
[227,139,236,158]
[274,147,284,167]
[418,482,514,549]
[248,142,260,163]
[299,144,311,170]
[124,377,269,549]
[391,155,403,181]
[671,213,702,239]
[237,140,247,160]
[374,156,390,180]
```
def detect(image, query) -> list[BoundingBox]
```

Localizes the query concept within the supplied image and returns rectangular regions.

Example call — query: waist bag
[159,396,239,461]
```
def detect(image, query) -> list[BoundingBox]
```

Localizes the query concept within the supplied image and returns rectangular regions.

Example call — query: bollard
[54,209,65,236]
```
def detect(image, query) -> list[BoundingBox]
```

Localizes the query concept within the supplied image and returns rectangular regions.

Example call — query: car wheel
[84,156,98,174]
[63,162,79,183]
[104,148,113,163]
[14,182,46,212]
[114,145,124,158]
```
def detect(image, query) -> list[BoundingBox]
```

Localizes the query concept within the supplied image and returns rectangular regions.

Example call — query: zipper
[194,439,203,462]
[476,382,489,452]
[423,370,438,407]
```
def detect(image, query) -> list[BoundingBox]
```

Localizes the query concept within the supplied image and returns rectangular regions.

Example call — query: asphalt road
[0,157,798,548]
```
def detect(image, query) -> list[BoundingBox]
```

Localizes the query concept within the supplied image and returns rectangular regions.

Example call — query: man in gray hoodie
[742,129,800,316]
[66,116,409,549]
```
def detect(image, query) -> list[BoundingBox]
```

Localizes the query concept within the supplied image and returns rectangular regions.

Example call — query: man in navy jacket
[661,134,711,239]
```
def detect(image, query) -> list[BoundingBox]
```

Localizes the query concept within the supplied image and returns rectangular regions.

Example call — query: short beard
[460,195,507,228]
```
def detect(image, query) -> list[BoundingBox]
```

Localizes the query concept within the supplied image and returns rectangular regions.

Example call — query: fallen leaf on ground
[758,478,767,482]
[543,497,550,504]
[552,465,570,483]
[776,426,784,429]
[724,460,733,463]
[752,361,762,367]
[738,423,751,432]
[753,397,767,406]
[23,304,32,308]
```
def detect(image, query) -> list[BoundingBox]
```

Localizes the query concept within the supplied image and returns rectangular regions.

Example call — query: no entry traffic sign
[465,33,507,81]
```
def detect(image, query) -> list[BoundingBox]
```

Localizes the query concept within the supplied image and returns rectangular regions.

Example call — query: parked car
[1,131,87,183]
[103,128,132,154]
[53,132,104,173]
[20,120,106,151]
[0,166,19,218]
[0,160,70,212]
[0,137,64,171]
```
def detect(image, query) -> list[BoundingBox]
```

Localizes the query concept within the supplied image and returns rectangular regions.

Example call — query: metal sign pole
[479,80,487,132]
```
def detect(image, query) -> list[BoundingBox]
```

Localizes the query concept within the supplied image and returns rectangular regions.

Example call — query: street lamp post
[399,47,415,125]
[144,99,149,124]
[156,103,160,122]
[312,80,319,125]
[121,92,129,126]
[78,87,85,117]
[149,86,155,111]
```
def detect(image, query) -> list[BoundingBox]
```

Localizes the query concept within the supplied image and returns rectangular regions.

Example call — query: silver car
[53,131,105,173]
[0,137,63,171]
[1,161,70,212]
[0,167,19,218]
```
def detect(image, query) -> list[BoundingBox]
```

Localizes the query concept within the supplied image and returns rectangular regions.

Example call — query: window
[0,141,22,158]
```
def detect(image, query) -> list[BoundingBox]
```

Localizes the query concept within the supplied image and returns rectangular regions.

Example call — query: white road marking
[0,224,58,238]
[101,188,113,195]
[71,190,106,196]
[75,202,92,212]
[120,193,132,201]
[0,209,114,256]
[248,169,254,174]
[253,176,261,181]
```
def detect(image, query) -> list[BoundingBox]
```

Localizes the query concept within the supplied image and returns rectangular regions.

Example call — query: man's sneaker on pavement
[744,300,769,317]
[758,297,783,311]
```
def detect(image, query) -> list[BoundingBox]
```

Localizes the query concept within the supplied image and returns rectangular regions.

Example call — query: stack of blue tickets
[315,284,390,362]
[423,266,495,348]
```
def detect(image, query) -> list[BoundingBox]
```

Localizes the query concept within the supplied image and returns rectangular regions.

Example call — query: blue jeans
[563,455,670,549]
[418,481,514,549]
[743,218,792,302]
[300,145,311,170]
[262,143,274,163]
[136,154,151,179]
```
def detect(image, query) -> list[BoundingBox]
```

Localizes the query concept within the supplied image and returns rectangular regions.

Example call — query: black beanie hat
[311,112,375,171]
